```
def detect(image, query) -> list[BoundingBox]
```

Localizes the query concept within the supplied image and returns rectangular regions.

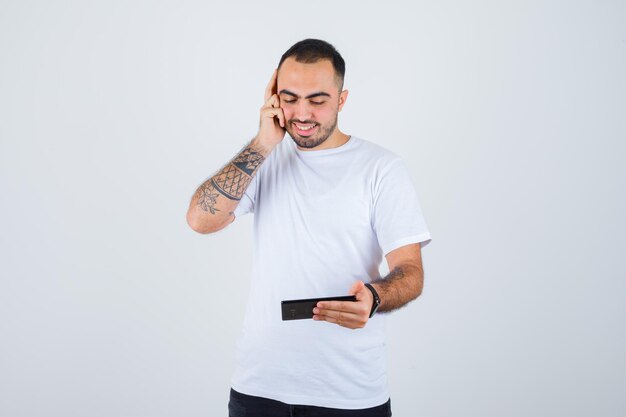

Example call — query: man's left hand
[313,281,373,329]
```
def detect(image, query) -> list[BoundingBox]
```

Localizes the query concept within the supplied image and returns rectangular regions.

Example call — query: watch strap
[364,283,381,318]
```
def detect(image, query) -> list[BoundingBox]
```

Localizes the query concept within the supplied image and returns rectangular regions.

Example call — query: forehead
[277,57,338,94]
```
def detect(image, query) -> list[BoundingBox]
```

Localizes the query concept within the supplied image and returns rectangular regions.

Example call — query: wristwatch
[364,283,381,318]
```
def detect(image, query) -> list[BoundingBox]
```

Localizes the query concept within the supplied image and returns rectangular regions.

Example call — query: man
[186,39,431,416]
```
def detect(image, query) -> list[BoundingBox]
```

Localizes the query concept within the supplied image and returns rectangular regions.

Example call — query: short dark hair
[278,39,346,89]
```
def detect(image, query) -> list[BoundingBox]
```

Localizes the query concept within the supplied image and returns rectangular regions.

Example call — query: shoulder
[351,136,403,172]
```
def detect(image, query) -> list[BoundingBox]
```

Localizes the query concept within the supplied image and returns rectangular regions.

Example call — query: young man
[187,39,432,416]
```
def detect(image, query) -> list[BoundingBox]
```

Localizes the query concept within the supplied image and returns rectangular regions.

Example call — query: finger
[260,107,284,123]
[264,68,278,102]
[316,304,363,320]
[317,300,360,313]
[276,107,285,127]
[315,308,358,322]
[261,94,279,110]
[259,108,286,129]
[315,302,370,328]
[314,310,347,326]
[316,301,369,320]
[314,311,360,329]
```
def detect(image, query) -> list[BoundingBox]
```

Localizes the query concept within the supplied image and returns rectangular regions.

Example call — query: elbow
[186,208,231,234]
[186,209,214,234]
[187,214,209,234]
[414,282,423,299]
[412,267,424,299]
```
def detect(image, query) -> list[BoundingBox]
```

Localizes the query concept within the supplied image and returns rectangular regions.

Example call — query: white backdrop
[1,1,625,416]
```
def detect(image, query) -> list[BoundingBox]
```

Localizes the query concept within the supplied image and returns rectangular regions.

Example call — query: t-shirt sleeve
[232,171,258,218]
[371,158,432,256]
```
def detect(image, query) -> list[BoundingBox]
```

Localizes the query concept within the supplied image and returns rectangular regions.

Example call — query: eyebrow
[278,89,331,99]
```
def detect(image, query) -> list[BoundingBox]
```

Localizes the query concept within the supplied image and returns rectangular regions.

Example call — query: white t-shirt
[230,135,431,409]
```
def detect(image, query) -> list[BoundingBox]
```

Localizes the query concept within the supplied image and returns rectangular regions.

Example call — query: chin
[289,133,328,149]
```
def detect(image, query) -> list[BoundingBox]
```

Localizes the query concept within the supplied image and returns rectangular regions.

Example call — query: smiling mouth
[293,122,318,136]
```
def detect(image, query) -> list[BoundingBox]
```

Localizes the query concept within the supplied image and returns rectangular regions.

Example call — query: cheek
[316,106,336,122]
[280,106,294,120]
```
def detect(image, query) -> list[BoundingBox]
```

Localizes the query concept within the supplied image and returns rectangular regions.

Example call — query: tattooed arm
[186,69,286,234]
[186,138,274,234]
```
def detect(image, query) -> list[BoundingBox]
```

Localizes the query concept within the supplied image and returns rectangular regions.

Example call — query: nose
[293,100,313,121]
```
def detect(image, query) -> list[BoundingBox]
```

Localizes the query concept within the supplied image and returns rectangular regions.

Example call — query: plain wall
[1,1,624,416]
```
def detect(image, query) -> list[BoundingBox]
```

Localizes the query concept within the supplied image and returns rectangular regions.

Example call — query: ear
[338,89,349,112]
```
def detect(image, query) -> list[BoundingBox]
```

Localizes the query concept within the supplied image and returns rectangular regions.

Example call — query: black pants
[228,388,392,417]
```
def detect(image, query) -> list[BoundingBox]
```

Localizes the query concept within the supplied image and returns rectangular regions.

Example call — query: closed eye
[282,99,325,105]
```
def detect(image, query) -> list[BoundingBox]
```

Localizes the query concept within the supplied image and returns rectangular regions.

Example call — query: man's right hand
[255,69,286,149]
[188,70,283,234]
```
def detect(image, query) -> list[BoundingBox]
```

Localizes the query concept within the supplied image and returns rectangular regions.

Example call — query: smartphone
[281,295,357,321]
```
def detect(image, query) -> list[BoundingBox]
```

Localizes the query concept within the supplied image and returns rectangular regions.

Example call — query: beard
[287,114,338,149]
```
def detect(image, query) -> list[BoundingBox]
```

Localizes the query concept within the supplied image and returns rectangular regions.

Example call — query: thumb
[349,280,366,299]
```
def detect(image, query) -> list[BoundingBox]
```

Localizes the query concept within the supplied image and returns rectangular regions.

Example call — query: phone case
[281,295,357,321]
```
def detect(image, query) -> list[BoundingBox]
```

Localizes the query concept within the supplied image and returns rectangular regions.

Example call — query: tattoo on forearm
[232,147,264,176]
[195,144,265,213]
[194,181,221,214]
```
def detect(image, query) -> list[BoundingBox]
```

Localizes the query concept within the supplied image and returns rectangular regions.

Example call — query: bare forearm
[187,138,273,233]
[371,264,423,313]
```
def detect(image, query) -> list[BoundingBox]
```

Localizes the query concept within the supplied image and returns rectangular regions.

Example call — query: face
[277,57,348,149]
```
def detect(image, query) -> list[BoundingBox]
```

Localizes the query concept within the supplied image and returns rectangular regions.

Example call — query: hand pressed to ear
[313,281,373,329]
[256,68,286,147]
[264,68,278,102]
